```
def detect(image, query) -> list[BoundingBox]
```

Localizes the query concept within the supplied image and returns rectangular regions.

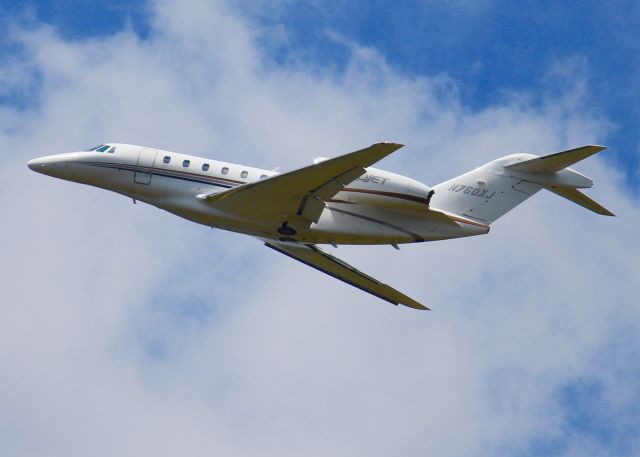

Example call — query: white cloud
[1,1,639,456]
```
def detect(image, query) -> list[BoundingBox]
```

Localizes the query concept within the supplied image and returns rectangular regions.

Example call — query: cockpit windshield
[84,144,115,153]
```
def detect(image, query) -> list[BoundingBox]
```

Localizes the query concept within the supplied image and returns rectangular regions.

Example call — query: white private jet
[28,142,613,310]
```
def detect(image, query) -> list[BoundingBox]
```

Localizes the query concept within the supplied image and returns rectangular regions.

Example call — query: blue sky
[2,0,638,180]
[255,0,640,181]
[1,1,639,456]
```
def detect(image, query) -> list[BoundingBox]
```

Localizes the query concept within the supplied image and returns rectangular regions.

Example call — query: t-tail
[429,145,614,224]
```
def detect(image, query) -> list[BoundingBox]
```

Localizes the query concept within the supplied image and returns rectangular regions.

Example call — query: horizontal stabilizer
[546,186,615,216]
[505,145,606,173]
[265,241,429,310]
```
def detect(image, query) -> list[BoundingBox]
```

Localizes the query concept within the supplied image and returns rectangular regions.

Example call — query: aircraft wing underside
[199,142,403,226]
[264,241,428,310]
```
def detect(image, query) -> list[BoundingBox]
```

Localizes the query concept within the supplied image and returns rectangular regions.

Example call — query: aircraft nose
[28,152,81,180]
[27,157,49,172]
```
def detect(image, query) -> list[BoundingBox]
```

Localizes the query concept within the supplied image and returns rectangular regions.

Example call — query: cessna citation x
[28,142,613,310]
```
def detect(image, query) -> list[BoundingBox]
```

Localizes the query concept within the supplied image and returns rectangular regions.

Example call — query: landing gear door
[134,148,158,185]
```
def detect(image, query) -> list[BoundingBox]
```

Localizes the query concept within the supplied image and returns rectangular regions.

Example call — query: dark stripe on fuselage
[343,187,430,205]
[80,162,428,206]
[328,207,424,242]
[77,161,241,188]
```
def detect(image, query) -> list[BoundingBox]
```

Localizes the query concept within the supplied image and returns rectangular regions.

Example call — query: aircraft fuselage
[28,143,488,245]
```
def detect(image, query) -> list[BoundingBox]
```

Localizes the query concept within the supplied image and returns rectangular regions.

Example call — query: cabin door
[134,148,157,185]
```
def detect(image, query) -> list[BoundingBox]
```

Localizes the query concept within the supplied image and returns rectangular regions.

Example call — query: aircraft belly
[308,205,418,244]
[308,204,488,245]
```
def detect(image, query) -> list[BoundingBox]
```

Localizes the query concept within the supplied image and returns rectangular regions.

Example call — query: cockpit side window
[83,144,115,152]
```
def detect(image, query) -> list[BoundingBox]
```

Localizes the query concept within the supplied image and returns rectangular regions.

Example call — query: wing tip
[400,300,430,311]
[586,144,607,151]
[378,141,405,149]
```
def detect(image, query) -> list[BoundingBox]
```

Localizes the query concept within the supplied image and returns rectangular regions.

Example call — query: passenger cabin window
[221,167,229,175]
[163,156,171,164]
[260,174,268,180]
[202,163,210,171]
[241,171,248,179]
[183,160,190,167]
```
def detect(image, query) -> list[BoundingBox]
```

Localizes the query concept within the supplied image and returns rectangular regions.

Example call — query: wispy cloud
[0,1,638,456]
